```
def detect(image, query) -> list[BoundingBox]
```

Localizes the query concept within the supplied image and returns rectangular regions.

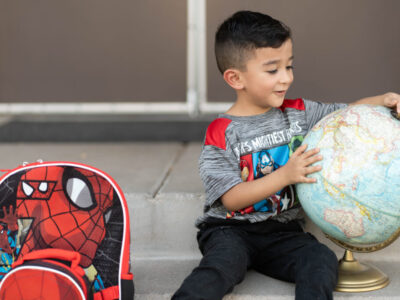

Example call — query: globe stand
[336,249,389,292]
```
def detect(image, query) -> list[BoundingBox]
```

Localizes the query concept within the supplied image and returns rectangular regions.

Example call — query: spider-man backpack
[0,161,134,300]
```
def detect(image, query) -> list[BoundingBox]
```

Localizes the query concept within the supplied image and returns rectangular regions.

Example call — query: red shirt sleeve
[204,118,232,150]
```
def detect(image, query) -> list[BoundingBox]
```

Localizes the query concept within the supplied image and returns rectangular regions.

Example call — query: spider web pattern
[0,173,19,209]
[92,197,124,287]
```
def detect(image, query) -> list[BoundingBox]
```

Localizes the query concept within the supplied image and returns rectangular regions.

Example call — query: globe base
[336,250,390,292]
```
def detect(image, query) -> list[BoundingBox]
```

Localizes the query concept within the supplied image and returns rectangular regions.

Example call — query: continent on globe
[324,209,364,238]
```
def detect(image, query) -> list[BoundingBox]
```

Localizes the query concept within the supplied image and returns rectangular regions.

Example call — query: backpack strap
[13,248,83,276]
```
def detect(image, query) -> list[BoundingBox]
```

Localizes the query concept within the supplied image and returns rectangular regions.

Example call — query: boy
[173,11,400,300]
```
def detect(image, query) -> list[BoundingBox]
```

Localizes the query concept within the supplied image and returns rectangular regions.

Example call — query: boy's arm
[351,92,400,113]
[221,144,322,211]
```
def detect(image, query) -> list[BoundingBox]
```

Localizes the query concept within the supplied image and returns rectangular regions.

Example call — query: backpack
[0,161,134,300]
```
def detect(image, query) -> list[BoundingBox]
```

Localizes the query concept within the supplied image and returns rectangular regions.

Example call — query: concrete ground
[0,142,400,299]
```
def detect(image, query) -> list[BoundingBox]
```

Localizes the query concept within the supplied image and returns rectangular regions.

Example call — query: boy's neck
[225,95,273,117]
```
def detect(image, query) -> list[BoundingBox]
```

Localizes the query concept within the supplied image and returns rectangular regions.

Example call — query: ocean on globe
[296,104,400,246]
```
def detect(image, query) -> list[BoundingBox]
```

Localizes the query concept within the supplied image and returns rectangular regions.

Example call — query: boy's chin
[267,98,285,108]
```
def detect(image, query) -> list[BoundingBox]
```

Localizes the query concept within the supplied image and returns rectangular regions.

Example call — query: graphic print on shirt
[228,136,303,218]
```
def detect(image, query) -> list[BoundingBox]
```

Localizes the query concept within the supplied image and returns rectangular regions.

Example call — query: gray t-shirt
[196,98,347,227]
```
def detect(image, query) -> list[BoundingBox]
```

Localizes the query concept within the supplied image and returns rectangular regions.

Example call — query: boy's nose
[279,70,293,84]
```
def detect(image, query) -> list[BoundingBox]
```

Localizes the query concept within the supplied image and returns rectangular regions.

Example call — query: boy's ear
[223,69,244,90]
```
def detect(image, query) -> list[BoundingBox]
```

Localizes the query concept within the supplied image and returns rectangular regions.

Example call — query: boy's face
[238,39,294,113]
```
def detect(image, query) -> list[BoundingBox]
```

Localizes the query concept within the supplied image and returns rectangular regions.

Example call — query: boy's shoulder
[204,117,232,150]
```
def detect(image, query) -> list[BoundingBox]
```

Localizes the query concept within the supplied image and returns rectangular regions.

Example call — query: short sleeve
[199,119,242,208]
[303,99,348,131]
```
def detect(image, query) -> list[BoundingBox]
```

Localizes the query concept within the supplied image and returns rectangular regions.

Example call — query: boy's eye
[266,66,293,74]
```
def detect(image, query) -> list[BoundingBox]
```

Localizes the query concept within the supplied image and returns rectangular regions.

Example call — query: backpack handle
[13,249,83,272]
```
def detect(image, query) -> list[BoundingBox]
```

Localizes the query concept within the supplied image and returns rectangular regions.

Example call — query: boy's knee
[200,230,249,285]
[295,243,338,299]
[203,244,249,284]
[297,240,338,275]
[303,243,338,284]
[315,244,338,270]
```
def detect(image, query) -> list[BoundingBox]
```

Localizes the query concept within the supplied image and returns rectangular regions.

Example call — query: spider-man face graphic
[16,166,113,267]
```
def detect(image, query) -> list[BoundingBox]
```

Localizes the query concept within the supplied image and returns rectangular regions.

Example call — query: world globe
[296,104,400,249]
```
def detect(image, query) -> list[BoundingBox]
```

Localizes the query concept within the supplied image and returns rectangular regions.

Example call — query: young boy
[173,11,400,300]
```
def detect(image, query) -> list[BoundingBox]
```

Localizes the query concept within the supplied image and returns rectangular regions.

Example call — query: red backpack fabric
[0,162,134,300]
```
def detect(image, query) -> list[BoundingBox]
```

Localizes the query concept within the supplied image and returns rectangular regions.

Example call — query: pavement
[1,142,400,299]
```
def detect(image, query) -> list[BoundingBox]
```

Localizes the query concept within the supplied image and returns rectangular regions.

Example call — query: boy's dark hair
[215,11,291,74]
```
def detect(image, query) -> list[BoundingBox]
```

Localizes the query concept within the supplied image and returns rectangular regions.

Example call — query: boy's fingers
[293,144,308,156]
[306,165,322,174]
[301,176,317,183]
[302,147,320,159]
[385,92,400,112]
[305,154,323,166]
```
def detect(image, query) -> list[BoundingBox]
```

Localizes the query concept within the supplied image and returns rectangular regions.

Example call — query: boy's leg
[251,231,338,300]
[172,226,254,300]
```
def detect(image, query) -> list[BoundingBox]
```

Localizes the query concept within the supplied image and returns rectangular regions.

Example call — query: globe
[296,104,400,248]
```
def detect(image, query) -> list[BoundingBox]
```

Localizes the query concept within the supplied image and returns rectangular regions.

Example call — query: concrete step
[132,257,400,300]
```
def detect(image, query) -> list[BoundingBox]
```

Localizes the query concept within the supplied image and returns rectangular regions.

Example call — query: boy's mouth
[274,90,286,96]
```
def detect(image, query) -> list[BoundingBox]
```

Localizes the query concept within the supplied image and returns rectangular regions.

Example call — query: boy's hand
[283,144,322,185]
[382,92,400,114]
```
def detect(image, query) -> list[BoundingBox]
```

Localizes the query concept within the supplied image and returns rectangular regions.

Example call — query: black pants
[172,220,338,300]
